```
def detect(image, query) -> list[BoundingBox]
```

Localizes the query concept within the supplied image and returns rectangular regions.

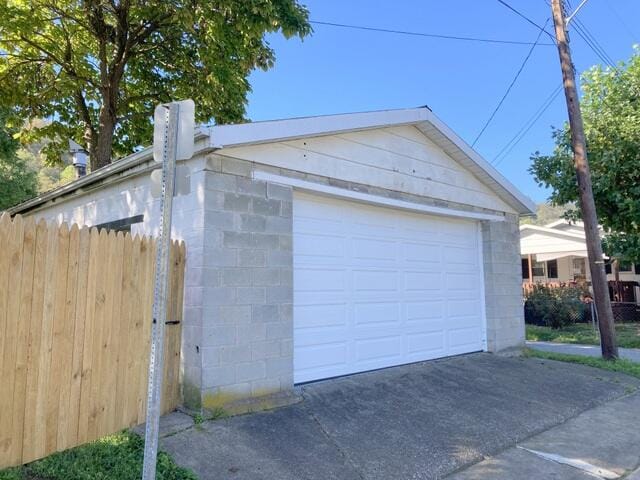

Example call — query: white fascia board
[253,171,505,222]
[544,219,571,229]
[208,108,533,216]
[8,129,211,215]
[536,251,588,261]
[519,224,586,240]
[208,108,429,149]
[421,110,537,215]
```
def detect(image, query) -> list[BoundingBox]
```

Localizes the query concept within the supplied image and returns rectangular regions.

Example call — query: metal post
[142,103,180,480]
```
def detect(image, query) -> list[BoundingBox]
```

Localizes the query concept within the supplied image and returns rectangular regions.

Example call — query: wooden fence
[0,213,185,469]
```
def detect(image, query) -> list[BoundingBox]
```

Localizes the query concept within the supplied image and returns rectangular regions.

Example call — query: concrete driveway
[159,353,640,479]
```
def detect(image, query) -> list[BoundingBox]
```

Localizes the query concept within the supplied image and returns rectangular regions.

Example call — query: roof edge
[520,223,586,240]
[7,129,210,215]
[208,107,430,149]
[8,107,536,217]
[422,110,536,215]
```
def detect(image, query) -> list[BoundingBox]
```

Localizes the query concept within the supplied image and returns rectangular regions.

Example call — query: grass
[526,322,640,349]
[523,347,640,379]
[0,431,196,480]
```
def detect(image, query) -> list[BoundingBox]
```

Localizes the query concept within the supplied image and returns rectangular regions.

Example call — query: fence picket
[10,217,35,465]
[21,219,48,463]
[0,215,24,465]
[0,216,185,468]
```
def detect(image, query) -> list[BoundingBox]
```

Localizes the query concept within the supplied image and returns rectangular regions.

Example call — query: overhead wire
[495,0,556,43]
[543,0,618,70]
[492,84,564,166]
[471,18,550,147]
[309,20,556,46]
[604,2,638,42]
[571,17,617,69]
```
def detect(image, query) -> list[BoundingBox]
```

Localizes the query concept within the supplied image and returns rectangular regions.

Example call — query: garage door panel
[294,326,352,348]
[445,272,479,292]
[353,269,399,293]
[401,242,442,264]
[448,299,482,317]
[295,343,348,371]
[294,303,348,330]
[294,233,345,263]
[354,335,403,363]
[353,302,400,327]
[295,268,346,292]
[293,192,485,383]
[447,314,481,329]
[404,271,443,291]
[443,245,478,266]
[352,237,397,262]
[407,331,446,355]
[406,301,445,321]
[448,327,483,349]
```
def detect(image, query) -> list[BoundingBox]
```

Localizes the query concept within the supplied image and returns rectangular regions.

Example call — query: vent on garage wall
[94,214,144,233]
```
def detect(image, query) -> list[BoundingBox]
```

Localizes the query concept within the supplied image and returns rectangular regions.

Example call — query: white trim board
[253,171,505,222]
[477,222,489,351]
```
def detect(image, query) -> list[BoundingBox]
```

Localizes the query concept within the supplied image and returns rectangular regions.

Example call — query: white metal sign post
[142,99,194,480]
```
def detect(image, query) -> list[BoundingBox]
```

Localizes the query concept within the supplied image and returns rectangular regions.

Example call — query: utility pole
[550,0,618,359]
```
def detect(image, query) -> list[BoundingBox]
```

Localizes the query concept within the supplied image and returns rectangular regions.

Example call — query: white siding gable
[216,125,515,214]
[520,231,587,255]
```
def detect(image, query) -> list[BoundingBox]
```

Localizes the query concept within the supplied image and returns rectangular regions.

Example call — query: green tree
[520,202,573,226]
[530,49,640,262]
[0,109,37,210]
[0,0,311,171]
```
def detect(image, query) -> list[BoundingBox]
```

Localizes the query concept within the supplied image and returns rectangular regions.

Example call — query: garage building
[9,107,535,412]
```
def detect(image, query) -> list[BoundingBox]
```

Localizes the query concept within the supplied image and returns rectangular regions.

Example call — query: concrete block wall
[195,155,294,412]
[185,153,526,410]
[481,213,525,352]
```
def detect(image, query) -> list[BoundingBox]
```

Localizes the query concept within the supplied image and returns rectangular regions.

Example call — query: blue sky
[245,0,639,204]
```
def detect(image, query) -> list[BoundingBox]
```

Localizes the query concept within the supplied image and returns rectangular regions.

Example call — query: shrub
[524,284,589,329]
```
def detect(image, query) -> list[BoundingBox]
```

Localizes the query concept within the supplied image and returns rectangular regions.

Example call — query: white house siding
[520,231,587,256]
[219,126,517,215]
[525,255,640,285]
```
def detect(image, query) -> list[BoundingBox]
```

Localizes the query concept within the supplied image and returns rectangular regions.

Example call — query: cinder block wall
[187,154,526,411]
[195,155,295,412]
[481,214,525,352]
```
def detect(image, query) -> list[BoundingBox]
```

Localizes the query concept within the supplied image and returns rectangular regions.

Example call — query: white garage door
[293,192,486,383]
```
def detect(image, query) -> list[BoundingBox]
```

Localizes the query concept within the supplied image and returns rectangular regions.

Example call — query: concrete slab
[447,447,595,480]
[159,353,640,480]
[527,341,640,362]
[520,393,640,476]
[161,406,361,480]
[133,411,194,438]
[626,467,640,480]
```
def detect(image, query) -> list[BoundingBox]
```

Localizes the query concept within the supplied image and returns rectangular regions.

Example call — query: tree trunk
[91,86,118,171]
[92,116,115,171]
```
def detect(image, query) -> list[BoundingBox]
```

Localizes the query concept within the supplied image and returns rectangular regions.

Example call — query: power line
[493,84,563,167]
[472,19,550,147]
[495,0,556,43]
[544,0,618,70]
[605,2,638,43]
[309,20,556,46]
[571,17,617,68]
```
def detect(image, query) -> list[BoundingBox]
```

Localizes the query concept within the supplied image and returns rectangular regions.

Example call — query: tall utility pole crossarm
[550,0,618,359]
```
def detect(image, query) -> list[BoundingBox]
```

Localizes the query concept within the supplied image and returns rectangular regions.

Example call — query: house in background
[8,107,535,413]
[520,219,640,300]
